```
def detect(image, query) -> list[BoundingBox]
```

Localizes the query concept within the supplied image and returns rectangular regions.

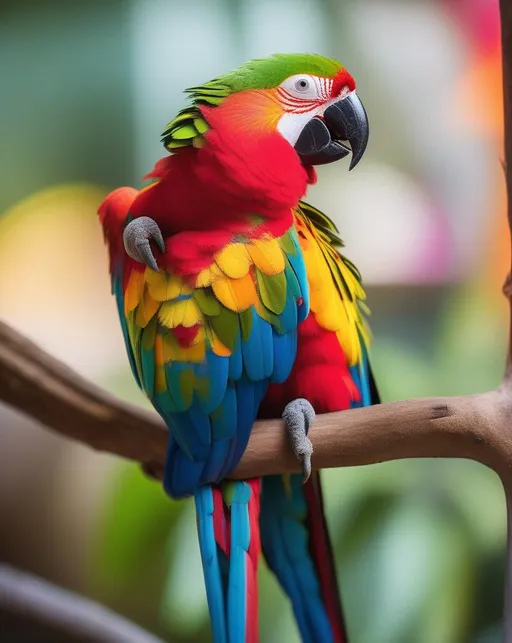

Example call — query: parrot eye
[294,78,310,92]
[279,74,321,102]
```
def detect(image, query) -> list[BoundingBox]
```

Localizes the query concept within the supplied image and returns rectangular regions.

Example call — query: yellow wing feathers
[293,205,369,366]
[124,207,368,379]
[124,233,294,371]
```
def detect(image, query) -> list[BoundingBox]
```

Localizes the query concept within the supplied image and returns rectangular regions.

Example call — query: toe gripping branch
[123,216,165,272]
[282,399,315,482]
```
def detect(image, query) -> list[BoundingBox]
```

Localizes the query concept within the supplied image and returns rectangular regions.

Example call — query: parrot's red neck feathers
[127,107,316,276]
[98,187,138,273]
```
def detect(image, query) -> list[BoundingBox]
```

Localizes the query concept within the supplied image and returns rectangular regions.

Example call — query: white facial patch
[278,74,333,107]
[277,111,323,147]
[276,74,352,146]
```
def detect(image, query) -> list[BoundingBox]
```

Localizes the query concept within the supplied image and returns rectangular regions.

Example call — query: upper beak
[294,92,369,170]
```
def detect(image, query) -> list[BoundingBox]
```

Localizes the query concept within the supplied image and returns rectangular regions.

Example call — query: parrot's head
[162,53,369,172]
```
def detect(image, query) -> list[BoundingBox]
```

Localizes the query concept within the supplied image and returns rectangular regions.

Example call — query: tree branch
[0,318,510,483]
[0,565,163,643]
[0,1,511,640]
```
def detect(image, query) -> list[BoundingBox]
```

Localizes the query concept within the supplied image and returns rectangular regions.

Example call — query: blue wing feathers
[227,379,268,474]
[286,231,310,322]
[161,362,187,412]
[118,227,310,499]
[210,384,237,441]
[204,385,237,481]
[358,342,372,407]
[163,436,204,498]
[241,309,273,381]
[195,353,230,415]
[271,328,297,384]
[228,337,243,380]
[140,344,156,398]
[202,439,231,483]
[160,270,306,498]
[279,283,299,334]
[179,405,212,455]
[349,336,372,409]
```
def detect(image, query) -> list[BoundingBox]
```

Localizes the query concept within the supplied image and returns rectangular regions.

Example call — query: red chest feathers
[259,315,361,417]
[127,128,312,278]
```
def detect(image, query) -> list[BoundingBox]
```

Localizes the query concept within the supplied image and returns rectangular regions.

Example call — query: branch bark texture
[1,320,511,482]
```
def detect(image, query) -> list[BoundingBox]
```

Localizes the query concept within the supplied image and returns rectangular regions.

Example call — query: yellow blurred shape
[0,183,126,376]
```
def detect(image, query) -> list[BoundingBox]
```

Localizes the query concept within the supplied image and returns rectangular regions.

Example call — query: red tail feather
[245,479,261,643]
[304,474,347,643]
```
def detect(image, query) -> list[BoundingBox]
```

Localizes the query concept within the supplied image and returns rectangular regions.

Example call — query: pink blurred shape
[446,0,500,53]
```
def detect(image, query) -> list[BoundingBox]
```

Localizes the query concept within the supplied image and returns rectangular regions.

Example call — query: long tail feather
[304,474,347,642]
[195,480,261,643]
[260,473,347,643]
[195,486,228,643]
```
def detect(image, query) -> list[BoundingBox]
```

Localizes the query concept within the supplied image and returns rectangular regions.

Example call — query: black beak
[294,92,369,170]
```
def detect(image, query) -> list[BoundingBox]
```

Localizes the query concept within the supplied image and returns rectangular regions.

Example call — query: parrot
[98,53,379,643]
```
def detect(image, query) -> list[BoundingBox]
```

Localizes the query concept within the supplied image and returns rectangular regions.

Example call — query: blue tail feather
[194,486,227,643]
[228,482,252,643]
[260,475,339,643]
[194,481,259,643]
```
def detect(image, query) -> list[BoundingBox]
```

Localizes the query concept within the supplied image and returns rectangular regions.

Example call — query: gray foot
[282,398,315,482]
[123,216,165,272]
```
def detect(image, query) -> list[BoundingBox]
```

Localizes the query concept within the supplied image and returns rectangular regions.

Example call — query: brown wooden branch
[0,565,164,643]
[0,1,511,640]
[0,318,511,483]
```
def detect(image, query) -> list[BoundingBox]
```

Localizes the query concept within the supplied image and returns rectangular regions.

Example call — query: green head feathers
[187,53,342,98]
[162,53,343,150]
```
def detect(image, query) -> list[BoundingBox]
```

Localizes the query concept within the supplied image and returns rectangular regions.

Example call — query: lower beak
[294,92,369,170]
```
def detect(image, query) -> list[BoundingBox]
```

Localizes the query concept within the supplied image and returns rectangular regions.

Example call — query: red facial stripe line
[277,88,325,114]
[277,77,336,114]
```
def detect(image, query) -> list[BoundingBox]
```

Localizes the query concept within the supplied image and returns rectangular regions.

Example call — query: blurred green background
[0,0,509,641]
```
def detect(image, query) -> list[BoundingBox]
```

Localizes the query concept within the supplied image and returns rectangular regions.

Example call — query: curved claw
[123,216,165,272]
[282,398,315,482]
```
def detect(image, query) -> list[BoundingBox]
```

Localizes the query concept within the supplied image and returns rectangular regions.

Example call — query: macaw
[98,53,379,643]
